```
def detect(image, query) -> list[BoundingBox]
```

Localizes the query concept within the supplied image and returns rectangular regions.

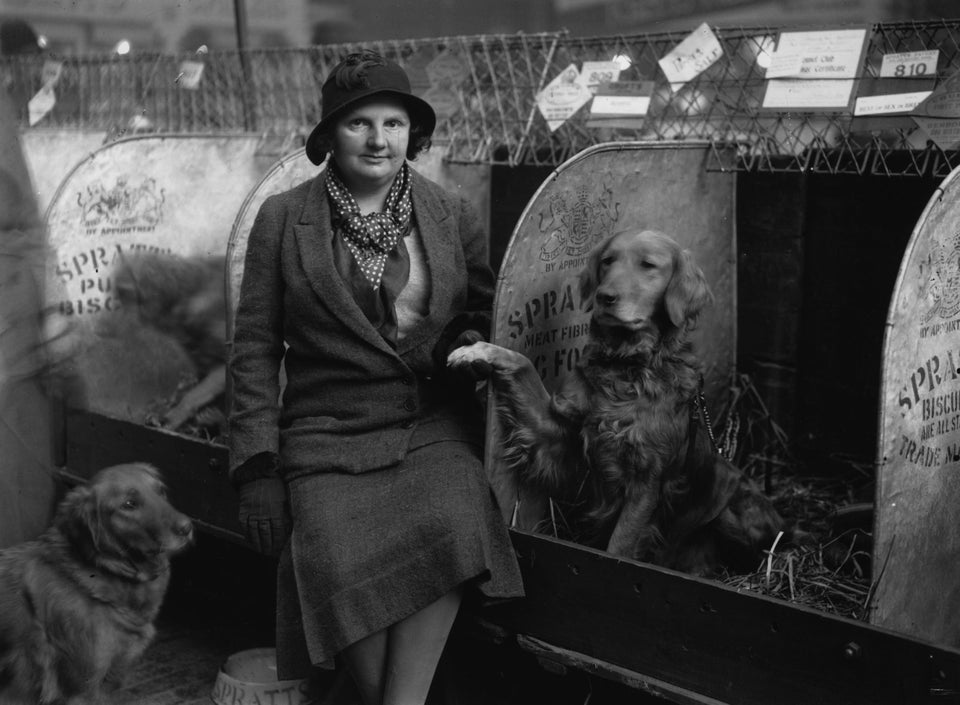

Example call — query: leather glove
[233,453,291,557]
[432,312,490,371]
[447,328,485,357]
[445,329,493,381]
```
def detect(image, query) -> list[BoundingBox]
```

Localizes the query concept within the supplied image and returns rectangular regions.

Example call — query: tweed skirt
[275,439,524,674]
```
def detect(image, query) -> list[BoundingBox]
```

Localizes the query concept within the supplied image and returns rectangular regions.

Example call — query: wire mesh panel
[6,20,960,175]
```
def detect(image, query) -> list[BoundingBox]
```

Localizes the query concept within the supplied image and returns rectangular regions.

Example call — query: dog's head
[114,253,227,371]
[55,463,194,580]
[579,229,712,350]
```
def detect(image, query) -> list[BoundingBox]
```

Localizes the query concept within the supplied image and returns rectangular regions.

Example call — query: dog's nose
[596,291,617,307]
[174,516,194,538]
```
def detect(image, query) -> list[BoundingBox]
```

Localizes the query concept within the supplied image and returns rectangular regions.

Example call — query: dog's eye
[640,260,657,269]
[122,493,141,510]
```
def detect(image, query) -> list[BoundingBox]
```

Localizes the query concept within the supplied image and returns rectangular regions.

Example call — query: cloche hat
[305,51,437,165]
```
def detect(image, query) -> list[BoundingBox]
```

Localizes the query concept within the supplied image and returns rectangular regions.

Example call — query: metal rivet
[843,642,862,661]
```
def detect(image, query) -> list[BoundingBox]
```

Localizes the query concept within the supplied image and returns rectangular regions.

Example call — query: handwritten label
[881,50,938,78]
[763,78,855,110]
[854,91,932,116]
[577,60,622,93]
[536,64,593,132]
[658,22,723,91]
[767,28,867,80]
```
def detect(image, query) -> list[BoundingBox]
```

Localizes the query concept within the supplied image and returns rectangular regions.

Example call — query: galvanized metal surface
[874,167,960,647]
[488,141,736,526]
[21,129,107,214]
[44,134,266,334]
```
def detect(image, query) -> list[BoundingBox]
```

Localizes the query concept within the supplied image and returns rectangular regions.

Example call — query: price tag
[577,61,622,94]
[658,22,723,91]
[536,64,592,132]
[176,60,205,90]
[880,50,939,78]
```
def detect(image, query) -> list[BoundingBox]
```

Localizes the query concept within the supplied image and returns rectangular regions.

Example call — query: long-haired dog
[449,229,783,576]
[0,463,194,704]
[111,252,227,431]
[40,253,227,434]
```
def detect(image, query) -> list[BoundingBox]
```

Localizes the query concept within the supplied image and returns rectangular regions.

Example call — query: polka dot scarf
[326,162,413,290]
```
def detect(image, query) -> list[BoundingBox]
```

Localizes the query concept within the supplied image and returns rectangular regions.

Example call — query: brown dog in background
[449,229,783,576]
[40,252,227,433]
[111,252,228,430]
[0,463,193,704]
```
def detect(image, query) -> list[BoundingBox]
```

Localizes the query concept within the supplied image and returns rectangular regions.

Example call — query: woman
[228,51,523,705]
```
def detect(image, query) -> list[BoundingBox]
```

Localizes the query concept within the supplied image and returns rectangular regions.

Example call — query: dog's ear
[579,234,615,311]
[664,248,713,329]
[55,483,101,551]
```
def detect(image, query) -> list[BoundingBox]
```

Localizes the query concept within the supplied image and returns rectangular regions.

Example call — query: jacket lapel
[397,169,457,355]
[293,171,395,354]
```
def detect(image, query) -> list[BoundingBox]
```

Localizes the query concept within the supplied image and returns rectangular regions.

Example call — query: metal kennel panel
[874,161,960,648]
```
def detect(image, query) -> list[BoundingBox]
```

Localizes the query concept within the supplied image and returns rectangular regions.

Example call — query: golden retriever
[0,463,194,704]
[449,229,783,576]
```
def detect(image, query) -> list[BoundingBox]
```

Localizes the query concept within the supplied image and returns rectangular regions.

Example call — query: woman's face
[330,95,410,192]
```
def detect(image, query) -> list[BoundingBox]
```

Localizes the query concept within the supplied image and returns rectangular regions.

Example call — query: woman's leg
[382,587,463,705]
[341,629,388,705]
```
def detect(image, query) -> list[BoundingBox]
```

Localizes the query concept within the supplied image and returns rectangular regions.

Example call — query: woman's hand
[237,477,291,557]
[232,452,290,556]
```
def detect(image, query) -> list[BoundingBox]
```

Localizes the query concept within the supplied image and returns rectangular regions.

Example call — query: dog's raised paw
[446,341,495,374]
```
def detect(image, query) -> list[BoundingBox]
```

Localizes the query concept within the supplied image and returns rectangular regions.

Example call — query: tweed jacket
[228,167,494,480]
